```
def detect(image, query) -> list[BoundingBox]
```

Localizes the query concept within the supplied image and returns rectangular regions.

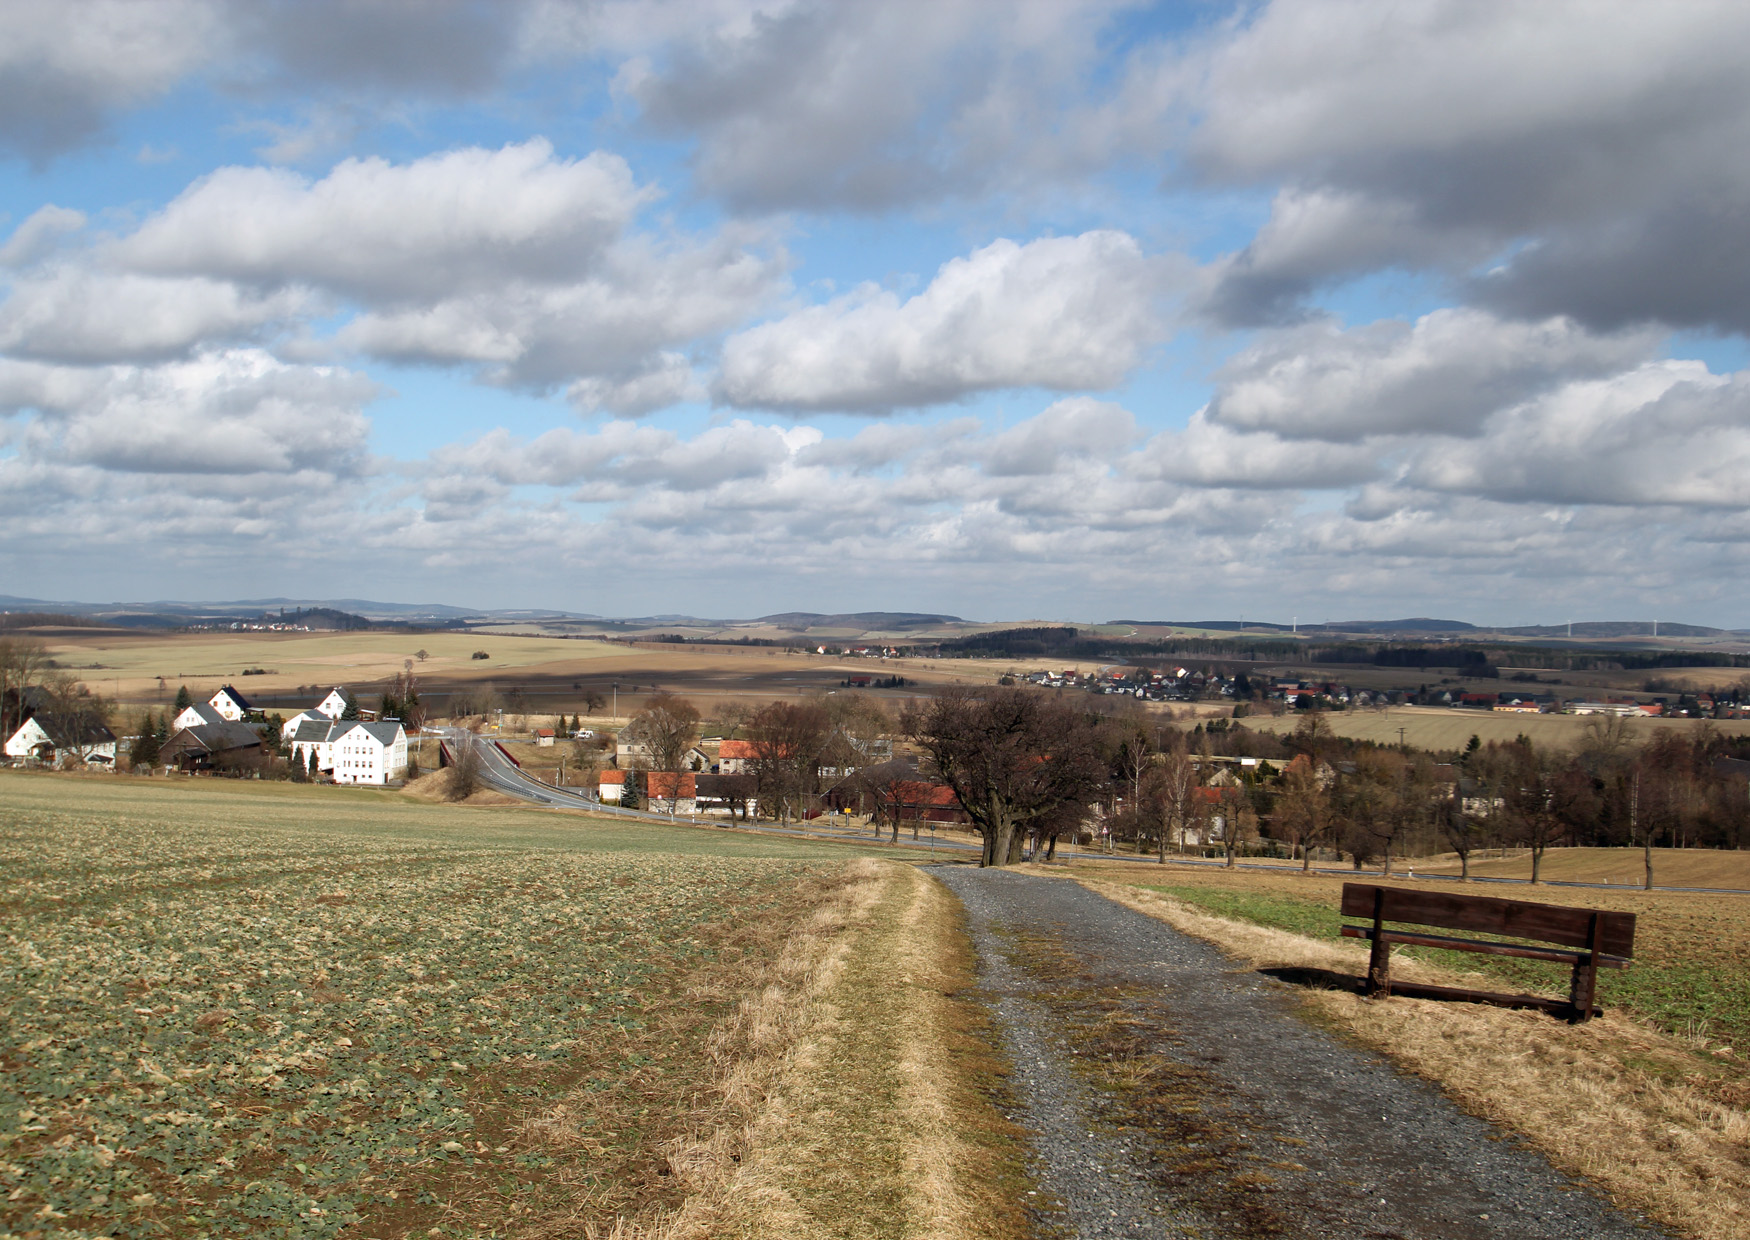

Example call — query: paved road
[932,866,1666,1240]
[434,728,979,854]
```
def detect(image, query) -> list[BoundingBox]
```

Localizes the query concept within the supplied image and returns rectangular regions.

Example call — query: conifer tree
[174,685,192,710]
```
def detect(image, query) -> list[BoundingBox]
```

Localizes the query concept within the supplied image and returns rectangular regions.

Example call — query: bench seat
[1339,924,1631,969]
[1340,882,1635,1023]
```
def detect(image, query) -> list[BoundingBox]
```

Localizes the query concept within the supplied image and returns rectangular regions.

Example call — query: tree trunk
[1643,836,1654,891]
[1459,849,1470,880]
[1301,842,1313,873]
[1381,847,1393,877]
[1530,844,1544,884]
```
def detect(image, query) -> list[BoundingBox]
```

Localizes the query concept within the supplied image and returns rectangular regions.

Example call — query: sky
[4,1,1750,625]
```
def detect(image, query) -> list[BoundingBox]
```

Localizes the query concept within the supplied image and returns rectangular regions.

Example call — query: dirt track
[931,866,1667,1240]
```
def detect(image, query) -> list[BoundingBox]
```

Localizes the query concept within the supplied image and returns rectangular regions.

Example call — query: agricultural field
[33,627,1015,722]
[1072,858,1750,1046]
[1242,704,1750,751]
[0,773,926,1239]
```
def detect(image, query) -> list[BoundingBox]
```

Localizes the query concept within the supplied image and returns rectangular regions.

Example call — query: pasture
[0,773,917,1239]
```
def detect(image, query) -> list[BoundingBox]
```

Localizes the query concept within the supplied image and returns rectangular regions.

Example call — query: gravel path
[931,865,1668,1240]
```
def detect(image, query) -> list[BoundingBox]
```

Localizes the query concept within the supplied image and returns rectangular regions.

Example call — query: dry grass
[1416,846,1750,889]
[1059,871,1750,1240]
[1243,704,1750,750]
[633,861,1029,1240]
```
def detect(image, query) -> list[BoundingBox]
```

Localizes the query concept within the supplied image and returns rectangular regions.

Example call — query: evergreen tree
[341,693,360,721]
[129,712,160,770]
[307,747,321,779]
[153,712,169,744]
[174,685,192,710]
[380,693,397,720]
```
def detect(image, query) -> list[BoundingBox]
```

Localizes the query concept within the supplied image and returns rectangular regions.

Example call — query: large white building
[289,719,407,785]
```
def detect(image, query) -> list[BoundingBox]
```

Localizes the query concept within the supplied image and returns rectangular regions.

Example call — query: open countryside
[7,616,1750,1238]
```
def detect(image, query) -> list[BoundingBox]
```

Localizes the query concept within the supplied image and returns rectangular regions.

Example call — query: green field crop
[0,773,867,1239]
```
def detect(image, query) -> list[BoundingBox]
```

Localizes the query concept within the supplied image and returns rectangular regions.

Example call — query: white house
[208,685,254,721]
[289,719,406,784]
[316,686,356,719]
[173,701,228,730]
[280,686,357,739]
[599,769,627,802]
[4,714,117,765]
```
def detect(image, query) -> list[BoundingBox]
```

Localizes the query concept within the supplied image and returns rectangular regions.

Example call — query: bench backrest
[1341,883,1635,957]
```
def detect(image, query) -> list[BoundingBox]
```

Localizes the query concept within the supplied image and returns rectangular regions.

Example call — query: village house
[716,738,757,773]
[160,721,265,773]
[3,713,118,766]
[173,700,229,730]
[646,772,697,815]
[288,719,407,784]
[280,686,359,739]
[599,769,627,802]
[207,685,255,721]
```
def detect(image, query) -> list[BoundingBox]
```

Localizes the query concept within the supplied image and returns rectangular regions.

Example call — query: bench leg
[1568,912,1600,1023]
[1366,890,1392,998]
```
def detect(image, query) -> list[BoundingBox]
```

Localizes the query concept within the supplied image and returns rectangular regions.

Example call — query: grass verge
[1055,867,1750,1240]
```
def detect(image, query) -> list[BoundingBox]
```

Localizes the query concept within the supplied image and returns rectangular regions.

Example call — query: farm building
[599,769,627,802]
[160,722,265,773]
[694,773,756,819]
[4,713,118,766]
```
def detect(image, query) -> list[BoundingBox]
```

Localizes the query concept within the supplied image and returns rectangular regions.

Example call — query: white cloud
[120,140,649,301]
[4,349,375,476]
[0,270,310,363]
[1207,309,1658,441]
[1409,361,1750,508]
[717,232,1162,412]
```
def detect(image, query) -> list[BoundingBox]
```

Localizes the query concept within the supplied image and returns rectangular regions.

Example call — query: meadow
[0,773,929,1240]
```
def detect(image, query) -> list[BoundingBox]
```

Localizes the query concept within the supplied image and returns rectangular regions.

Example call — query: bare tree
[445,739,483,802]
[626,692,702,774]
[0,636,48,737]
[904,687,1105,867]
[747,701,831,824]
[1275,755,1332,872]
[1153,749,1196,861]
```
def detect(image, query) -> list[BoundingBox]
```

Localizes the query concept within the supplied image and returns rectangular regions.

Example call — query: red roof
[600,770,627,784]
[534,728,555,737]
[719,739,757,759]
[648,772,697,798]
[889,781,960,808]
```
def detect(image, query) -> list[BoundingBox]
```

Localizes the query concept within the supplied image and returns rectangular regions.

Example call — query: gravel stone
[932,865,1670,1240]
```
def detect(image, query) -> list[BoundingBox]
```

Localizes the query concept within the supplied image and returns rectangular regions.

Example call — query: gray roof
[18,713,116,748]
[165,722,263,755]
[181,701,227,726]
[290,719,404,746]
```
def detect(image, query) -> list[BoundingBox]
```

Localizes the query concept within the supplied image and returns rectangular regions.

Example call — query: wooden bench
[1339,883,1635,1023]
